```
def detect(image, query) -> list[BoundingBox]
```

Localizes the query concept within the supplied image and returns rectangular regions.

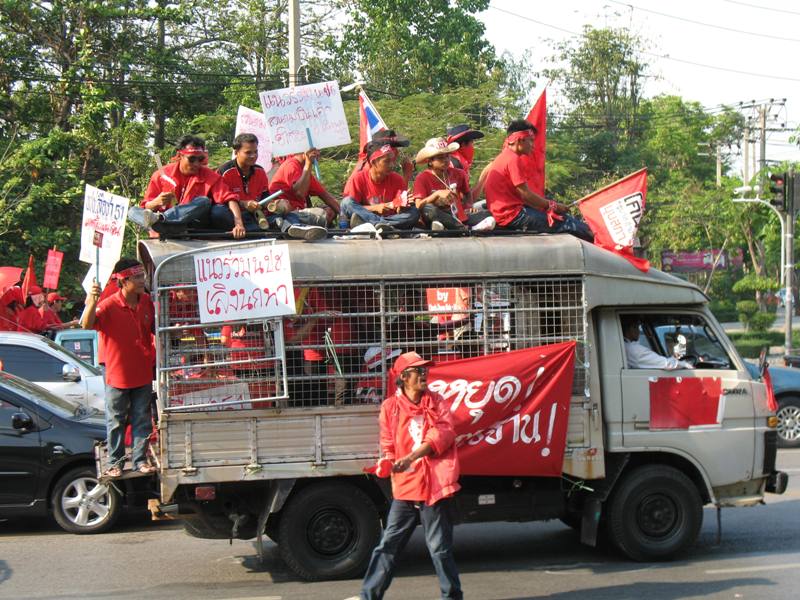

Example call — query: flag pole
[305,127,322,180]
[571,167,648,206]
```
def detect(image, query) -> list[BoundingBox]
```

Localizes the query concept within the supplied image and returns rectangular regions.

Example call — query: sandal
[103,466,122,478]
[137,463,157,475]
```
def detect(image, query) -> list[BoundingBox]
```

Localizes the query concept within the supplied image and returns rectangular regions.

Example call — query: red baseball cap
[29,285,43,295]
[47,292,67,303]
[392,351,433,374]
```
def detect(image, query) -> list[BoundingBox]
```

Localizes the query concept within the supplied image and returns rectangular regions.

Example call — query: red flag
[21,255,37,298]
[578,168,650,272]
[387,342,576,476]
[763,364,778,412]
[0,267,22,295]
[525,88,547,196]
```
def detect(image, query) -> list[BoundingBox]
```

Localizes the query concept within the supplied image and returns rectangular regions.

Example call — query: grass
[727,329,800,358]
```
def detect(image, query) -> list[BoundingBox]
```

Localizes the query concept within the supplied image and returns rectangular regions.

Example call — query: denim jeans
[341,198,420,230]
[504,206,594,242]
[420,205,494,230]
[271,207,328,229]
[208,203,263,232]
[361,498,462,600]
[129,196,211,229]
[105,383,153,469]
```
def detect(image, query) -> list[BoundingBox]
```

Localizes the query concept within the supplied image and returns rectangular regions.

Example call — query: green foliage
[732,337,773,359]
[732,274,779,294]
[709,300,737,322]
[748,311,776,333]
[735,300,759,317]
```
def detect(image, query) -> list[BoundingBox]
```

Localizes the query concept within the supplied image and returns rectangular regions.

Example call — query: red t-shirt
[93,290,155,389]
[484,147,536,226]
[0,306,17,331]
[413,168,471,222]
[40,306,63,328]
[218,161,270,203]
[17,306,44,334]
[142,162,236,209]
[343,170,407,207]
[220,325,266,366]
[268,156,327,212]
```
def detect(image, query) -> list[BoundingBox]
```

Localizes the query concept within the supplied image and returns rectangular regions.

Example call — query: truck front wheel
[277,482,381,581]
[607,465,702,561]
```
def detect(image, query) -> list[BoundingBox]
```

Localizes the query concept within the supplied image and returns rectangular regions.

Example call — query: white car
[0,332,105,411]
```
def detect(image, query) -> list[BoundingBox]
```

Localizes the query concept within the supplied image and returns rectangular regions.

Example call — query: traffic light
[769,172,787,211]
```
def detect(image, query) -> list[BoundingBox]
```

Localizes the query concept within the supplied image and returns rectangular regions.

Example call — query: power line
[722,0,800,16]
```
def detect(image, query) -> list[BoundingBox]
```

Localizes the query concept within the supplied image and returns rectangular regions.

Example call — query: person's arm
[392,441,434,472]
[292,150,319,199]
[626,341,692,370]
[227,200,246,239]
[319,189,340,213]
[415,188,452,209]
[80,282,102,330]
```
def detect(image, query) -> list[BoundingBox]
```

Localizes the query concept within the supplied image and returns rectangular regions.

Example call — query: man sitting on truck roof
[484,119,593,241]
[622,316,693,370]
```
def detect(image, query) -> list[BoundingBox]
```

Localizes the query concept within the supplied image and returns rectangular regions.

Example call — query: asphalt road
[2,450,800,600]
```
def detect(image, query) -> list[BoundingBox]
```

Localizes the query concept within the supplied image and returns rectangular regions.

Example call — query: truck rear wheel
[607,465,702,561]
[277,482,381,581]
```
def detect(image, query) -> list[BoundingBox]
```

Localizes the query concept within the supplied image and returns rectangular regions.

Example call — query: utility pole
[786,170,795,355]
[716,146,722,188]
[759,105,767,176]
[288,0,301,87]
[743,126,749,183]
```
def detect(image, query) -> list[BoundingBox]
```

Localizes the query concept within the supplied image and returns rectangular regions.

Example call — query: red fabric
[506,129,535,145]
[413,168,471,221]
[17,305,44,333]
[40,305,63,328]
[268,156,327,212]
[484,147,536,226]
[344,169,407,207]
[380,390,460,505]
[649,377,722,429]
[764,365,778,412]
[43,249,64,289]
[525,89,547,196]
[21,255,36,300]
[142,162,236,208]
[449,147,475,178]
[93,290,155,389]
[220,325,266,365]
[0,267,22,295]
[218,161,269,203]
[578,169,649,272]
[0,305,17,331]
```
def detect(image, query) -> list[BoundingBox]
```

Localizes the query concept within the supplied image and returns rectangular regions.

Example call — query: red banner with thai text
[43,249,64,289]
[390,342,576,477]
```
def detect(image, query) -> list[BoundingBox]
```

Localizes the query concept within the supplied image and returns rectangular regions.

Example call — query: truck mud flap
[766,471,788,495]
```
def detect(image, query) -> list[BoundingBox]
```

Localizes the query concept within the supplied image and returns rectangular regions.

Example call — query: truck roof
[138,234,707,309]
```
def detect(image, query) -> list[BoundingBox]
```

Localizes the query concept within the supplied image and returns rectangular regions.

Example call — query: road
[2,451,800,600]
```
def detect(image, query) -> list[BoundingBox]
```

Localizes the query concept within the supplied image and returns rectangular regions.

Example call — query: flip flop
[103,466,122,478]
[137,463,157,475]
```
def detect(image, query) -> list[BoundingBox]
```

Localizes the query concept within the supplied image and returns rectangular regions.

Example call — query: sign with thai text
[259,81,351,157]
[193,244,296,324]
[43,249,64,289]
[170,382,252,411]
[234,105,273,169]
[79,185,130,267]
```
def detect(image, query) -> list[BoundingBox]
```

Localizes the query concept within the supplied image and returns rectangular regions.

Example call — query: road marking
[706,562,800,574]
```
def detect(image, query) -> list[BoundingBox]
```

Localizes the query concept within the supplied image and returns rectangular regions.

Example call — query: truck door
[615,312,755,486]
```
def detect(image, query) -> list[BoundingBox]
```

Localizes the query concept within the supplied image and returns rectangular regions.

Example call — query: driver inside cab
[621,316,693,370]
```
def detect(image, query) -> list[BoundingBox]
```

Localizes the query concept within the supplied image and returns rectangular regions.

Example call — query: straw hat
[415,137,460,165]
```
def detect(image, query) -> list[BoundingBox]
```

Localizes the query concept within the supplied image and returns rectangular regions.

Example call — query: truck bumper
[765,471,788,495]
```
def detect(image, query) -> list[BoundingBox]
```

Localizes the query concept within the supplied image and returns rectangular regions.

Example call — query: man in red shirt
[346,129,413,188]
[129,135,244,237]
[413,137,495,231]
[80,258,156,477]
[17,285,46,334]
[358,352,462,600]
[268,147,339,241]
[341,142,420,231]
[212,133,271,234]
[484,120,593,241]
[445,124,484,180]
[40,292,78,331]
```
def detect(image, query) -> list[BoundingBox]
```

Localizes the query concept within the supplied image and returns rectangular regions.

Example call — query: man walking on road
[352,351,462,600]
[80,258,156,477]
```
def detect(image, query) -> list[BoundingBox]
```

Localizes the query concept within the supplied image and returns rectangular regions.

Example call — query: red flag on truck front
[525,88,547,196]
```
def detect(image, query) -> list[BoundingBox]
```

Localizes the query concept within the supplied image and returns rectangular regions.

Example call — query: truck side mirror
[62,363,81,383]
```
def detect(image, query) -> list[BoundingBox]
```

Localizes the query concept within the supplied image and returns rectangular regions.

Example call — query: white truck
[138,234,787,581]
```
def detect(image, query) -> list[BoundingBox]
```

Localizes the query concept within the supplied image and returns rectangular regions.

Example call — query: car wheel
[277,482,381,581]
[607,465,702,562]
[776,396,800,448]
[51,466,121,534]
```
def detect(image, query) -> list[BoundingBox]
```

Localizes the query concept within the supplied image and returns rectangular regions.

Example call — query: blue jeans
[361,498,462,600]
[269,207,328,230]
[208,204,262,232]
[341,198,420,230]
[504,206,594,242]
[105,383,152,469]
[129,196,211,230]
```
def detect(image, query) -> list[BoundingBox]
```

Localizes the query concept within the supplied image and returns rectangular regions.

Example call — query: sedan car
[0,331,104,411]
[0,370,121,533]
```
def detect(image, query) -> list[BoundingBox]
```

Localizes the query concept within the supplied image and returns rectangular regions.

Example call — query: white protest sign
[170,382,252,411]
[81,264,114,295]
[193,244,296,324]
[234,105,273,169]
[259,80,351,157]
[79,185,130,266]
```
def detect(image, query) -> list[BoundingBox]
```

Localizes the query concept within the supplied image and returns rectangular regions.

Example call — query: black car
[0,370,131,533]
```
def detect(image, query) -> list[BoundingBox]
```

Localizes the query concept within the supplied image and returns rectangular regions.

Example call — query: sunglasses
[185,155,205,163]
[404,366,427,375]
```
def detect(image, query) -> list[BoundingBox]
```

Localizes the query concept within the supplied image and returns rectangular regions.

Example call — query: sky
[479,0,800,175]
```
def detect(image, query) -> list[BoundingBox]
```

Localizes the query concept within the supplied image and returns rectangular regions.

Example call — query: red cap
[29,285,43,295]
[392,351,433,374]
[47,292,67,303]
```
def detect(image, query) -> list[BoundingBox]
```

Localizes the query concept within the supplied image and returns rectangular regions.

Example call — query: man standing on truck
[80,258,156,478]
[356,351,462,600]
[484,119,593,241]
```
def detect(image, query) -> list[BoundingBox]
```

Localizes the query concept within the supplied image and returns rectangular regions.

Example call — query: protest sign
[259,81,350,157]
[234,105,273,169]
[79,185,130,268]
[43,249,64,289]
[426,287,470,325]
[193,243,296,324]
[170,382,252,411]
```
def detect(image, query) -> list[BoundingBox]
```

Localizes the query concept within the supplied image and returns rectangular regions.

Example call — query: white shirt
[625,339,692,370]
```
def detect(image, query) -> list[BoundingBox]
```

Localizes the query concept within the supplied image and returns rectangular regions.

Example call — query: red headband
[113,265,144,280]
[368,144,398,163]
[172,146,209,165]
[506,129,535,145]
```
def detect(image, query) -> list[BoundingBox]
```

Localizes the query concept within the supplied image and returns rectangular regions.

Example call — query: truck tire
[51,466,121,534]
[607,465,702,561]
[277,482,381,581]
[182,517,230,539]
[776,396,800,448]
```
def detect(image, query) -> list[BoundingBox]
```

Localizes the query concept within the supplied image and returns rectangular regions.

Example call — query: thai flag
[359,90,386,157]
